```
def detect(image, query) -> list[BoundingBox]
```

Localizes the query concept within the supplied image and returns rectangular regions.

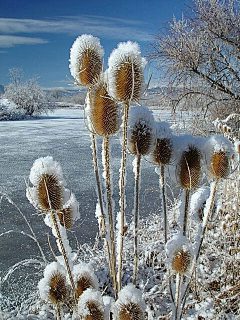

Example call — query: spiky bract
[108,41,146,102]
[89,80,120,136]
[179,145,201,190]
[69,34,104,87]
[37,173,63,211]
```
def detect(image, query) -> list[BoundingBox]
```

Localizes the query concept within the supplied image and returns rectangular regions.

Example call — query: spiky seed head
[37,173,63,211]
[108,41,146,102]
[57,207,73,230]
[179,145,201,190]
[210,151,230,178]
[89,80,120,136]
[84,301,105,320]
[77,289,105,320]
[153,138,172,165]
[48,271,68,304]
[76,273,96,299]
[116,302,145,320]
[69,34,104,87]
[127,106,155,156]
[171,248,192,275]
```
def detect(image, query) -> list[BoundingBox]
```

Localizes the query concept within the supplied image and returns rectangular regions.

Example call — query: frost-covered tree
[150,0,240,119]
[4,68,53,116]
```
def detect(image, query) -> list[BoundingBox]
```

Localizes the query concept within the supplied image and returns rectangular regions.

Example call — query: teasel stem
[183,189,190,237]
[133,153,141,285]
[175,273,182,320]
[118,102,130,291]
[51,211,77,307]
[90,130,113,283]
[56,301,62,320]
[181,178,219,314]
[160,164,168,244]
[103,135,118,298]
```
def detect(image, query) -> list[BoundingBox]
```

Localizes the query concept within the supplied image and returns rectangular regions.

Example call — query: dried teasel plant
[77,288,106,320]
[178,144,202,236]
[107,41,146,290]
[38,262,69,320]
[127,106,155,285]
[150,121,173,244]
[114,284,145,320]
[69,34,104,87]
[73,263,99,301]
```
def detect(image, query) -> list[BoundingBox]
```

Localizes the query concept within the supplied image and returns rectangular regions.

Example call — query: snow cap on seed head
[107,41,147,102]
[69,34,104,87]
[114,284,145,320]
[77,288,106,320]
[38,261,69,305]
[166,235,193,275]
[127,105,156,156]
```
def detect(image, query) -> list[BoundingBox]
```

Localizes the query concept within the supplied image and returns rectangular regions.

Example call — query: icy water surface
[0,108,177,273]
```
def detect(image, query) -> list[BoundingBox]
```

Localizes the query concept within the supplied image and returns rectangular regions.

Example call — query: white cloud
[0,35,48,48]
[0,16,153,43]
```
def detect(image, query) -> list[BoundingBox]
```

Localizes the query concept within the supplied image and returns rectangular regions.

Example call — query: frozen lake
[0,108,179,273]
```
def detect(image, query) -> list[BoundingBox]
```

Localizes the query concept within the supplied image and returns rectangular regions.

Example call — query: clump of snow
[69,34,104,83]
[77,288,106,319]
[38,261,67,303]
[190,186,210,220]
[73,262,99,291]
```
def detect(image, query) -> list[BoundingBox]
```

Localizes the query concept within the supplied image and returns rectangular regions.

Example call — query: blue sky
[0,0,188,89]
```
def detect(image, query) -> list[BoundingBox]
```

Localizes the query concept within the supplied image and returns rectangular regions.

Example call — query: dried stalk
[160,164,168,243]
[183,189,190,237]
[133,153,141,285]
[56,302,62,320]
[118,102,130,291]
[175,273,182,320]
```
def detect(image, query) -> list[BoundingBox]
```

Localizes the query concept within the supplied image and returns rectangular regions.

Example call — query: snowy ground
[0,107,185,274]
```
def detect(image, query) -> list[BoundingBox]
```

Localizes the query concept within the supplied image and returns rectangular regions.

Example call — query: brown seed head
[116,302,145,320]
[37,173,63,211]
[128,121,153,156]
[153,138,172,165]
[171,248,192,275]
[57,207,73,230]
[179,145,201,190]
[76,273,96,299]
[84,301,105,320]
[89,81,120,136]
[49,271,68,304]
[114,56,144,102]
[211,151,230,178]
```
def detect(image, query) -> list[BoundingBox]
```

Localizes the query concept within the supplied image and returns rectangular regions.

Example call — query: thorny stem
[103,136,118,298]
[56,302,62,320]
[51,211,77,307]
[90,131,113,284]
[160,164,168,244]
[133,153,141,285]
[183,189,190,237]
[118,102,130,291]
[181,179,219,316]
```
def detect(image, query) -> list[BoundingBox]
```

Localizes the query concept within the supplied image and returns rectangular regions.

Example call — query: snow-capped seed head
[69,34,104,87]
[38,262,68,305]
[107,41,146,102]
[114,284,145,320]
[37,173,63,211]
[166,236,193,275]
[77,288,105,320]
[210,151,230,179]
[88,79,120,136]
[127,106,155,156]
[73,263,99,300]
[57,193,80,229]
[178,145,201,190]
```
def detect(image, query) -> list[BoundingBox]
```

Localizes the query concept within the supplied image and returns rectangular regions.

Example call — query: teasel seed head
[153,137,172,165]
[179,145,201,190]
[38,262,69,305]
[88,78,120,136]
[69,34,104,87]
[57,207,73,230]
[210,151,230,179]
[127,106,155,156]
[114,284,145,320]
[77,289,106,320]
[166,235,193,275]
[107,41,146,102]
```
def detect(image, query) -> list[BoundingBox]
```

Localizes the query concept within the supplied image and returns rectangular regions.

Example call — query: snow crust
[69,34,104,82]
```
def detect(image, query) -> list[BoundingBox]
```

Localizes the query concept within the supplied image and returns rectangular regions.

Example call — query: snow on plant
[77,288,106,320]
